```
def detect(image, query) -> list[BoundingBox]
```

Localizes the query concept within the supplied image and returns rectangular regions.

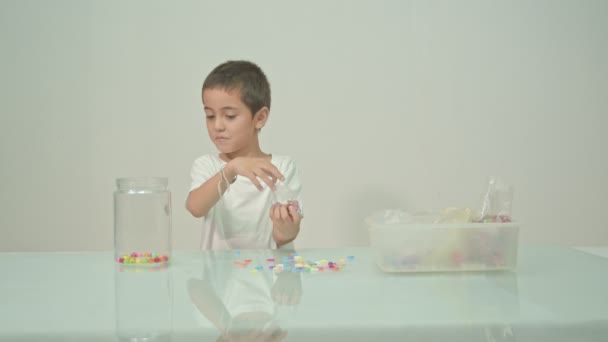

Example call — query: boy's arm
[187,157,284,218]
[186,165,237,218]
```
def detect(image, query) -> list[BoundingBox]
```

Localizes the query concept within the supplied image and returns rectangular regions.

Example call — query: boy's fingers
[288,205,302,223]
[272,205,283,223]
[271,205,278,221]
[275,168,285,182]
[263,162,284,181]
[269,204,276,219]
[280,205,291,222]
[255,169,276,190]
[249,176,263,191]
[262,176,276,191]
[248,170,270,191]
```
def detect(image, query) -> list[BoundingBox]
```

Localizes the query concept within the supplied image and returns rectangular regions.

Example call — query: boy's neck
[220,148,270,162]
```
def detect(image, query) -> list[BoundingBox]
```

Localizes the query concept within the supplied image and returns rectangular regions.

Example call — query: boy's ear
[254,107,270,130]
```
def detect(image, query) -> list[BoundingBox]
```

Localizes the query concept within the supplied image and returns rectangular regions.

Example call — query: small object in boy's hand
[272,181,296,204]
[272,181,303,216]
[286,201,303,217]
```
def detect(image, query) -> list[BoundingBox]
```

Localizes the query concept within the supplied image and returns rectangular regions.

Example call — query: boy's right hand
[227,157,285,191]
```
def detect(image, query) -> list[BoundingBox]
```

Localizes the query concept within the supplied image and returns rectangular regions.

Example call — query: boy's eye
[226,115,237,120]
[206,115,215,120]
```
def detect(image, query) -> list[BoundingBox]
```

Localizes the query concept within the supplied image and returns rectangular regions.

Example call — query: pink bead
[118,257,124,263]
[130,252,138,257]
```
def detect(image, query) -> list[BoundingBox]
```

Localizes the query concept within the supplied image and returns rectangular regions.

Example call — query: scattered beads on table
[234,253,354,275]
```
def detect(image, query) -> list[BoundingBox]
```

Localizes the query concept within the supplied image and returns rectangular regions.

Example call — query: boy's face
[202,87,267,155]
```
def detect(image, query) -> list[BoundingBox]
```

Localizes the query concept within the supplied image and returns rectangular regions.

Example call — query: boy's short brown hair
[202,60,271,115]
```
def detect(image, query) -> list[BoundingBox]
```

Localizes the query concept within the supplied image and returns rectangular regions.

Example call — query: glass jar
[114,177,172,266]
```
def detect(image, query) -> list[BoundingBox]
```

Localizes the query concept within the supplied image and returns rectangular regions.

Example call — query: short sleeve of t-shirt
[189,155,220,192]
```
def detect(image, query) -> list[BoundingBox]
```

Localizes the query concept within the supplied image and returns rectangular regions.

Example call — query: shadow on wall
[340,185,408,246]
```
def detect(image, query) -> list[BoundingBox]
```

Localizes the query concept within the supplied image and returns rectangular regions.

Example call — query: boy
[187,60,303,250]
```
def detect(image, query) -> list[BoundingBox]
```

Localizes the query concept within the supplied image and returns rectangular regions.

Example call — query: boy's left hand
[270,203,302,245]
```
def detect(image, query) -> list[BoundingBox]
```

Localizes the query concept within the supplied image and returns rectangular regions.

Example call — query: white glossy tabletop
[1,244,607,341]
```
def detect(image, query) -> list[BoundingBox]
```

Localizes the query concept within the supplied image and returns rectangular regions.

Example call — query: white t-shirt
[189,154,303,250]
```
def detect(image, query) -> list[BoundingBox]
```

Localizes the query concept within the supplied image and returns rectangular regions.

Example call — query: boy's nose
[214,118,225,131]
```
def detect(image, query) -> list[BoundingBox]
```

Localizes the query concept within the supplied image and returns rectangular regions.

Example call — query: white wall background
[1,0,607,252]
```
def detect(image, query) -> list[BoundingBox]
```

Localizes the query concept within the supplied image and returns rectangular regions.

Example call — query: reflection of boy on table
[188,250,302,341]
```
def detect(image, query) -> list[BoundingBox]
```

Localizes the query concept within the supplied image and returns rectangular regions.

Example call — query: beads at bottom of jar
[117,252,170,264]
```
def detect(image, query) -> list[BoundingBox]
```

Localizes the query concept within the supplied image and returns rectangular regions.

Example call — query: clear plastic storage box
[366,212,518,273]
